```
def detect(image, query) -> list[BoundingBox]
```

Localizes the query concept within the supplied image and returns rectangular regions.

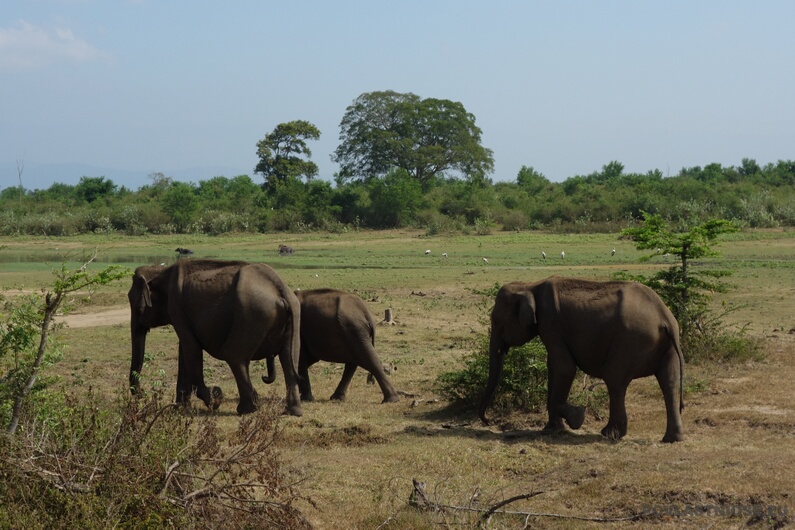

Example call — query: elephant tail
[285,293,302,381]
[665,324,685,414]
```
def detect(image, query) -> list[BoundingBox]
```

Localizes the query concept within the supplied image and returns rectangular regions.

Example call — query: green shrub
[435,335,610,421]
[201,211,253,235]
[682,311,764,364]
[497,210,528,231]
[267,208,305,232]
[418,209,467,235]
[473,211,495,235]
[435,338,548,413]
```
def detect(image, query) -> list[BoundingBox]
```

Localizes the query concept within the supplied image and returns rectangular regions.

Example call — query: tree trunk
[381,308,396,325]
[7,293,61,435]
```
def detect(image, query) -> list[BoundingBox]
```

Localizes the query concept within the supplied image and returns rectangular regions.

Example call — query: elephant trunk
[479,332,507,425]
[261,355,277,384]
[129,321,147,394]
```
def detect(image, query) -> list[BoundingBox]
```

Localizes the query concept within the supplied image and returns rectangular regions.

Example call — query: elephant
[480,276,685,443]
[278,244,294,255]
[128,259,302,416]
[262,288,400,403]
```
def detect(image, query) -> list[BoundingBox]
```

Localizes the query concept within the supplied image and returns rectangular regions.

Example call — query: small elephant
[263,288,400,403]
[128,259,302,416]
[481,276,685,443]
[278,244,294,255]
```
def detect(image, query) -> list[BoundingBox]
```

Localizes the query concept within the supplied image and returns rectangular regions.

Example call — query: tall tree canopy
[255,120,321,190]
[74,176,117,203]
[332,90,494,188]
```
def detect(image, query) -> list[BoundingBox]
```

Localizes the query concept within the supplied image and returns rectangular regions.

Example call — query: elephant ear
[517,292,537,327]
[134,274,152,313]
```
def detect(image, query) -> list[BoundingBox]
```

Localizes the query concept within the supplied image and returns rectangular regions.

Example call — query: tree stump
[381,308,396,325]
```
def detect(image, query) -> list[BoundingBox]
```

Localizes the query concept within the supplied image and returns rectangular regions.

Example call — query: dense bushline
[2,158,794,236]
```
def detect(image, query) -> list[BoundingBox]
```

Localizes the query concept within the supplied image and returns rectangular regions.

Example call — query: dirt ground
[62,307,129,328]
[55,301,795,529]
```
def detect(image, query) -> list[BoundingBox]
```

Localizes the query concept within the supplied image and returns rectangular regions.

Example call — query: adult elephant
[262,288,399,404]
[480,277,684,443]
[128,259,302,416]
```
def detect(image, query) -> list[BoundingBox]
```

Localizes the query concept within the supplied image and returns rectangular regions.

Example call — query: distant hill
[0,162,251,191]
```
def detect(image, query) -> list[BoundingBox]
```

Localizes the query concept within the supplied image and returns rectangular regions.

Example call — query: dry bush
[0,390,311,529]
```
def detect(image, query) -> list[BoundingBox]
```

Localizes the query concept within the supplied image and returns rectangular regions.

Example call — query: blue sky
[1,1,793,190]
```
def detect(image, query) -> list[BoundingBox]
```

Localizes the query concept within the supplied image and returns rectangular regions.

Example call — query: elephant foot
[284,403,303,417]
[235,390,260,415]
[381,394,400,403]
[565,406,586,430]
[300,393,315,402]
[329,393,346,401]
[541,419,566,433]
[601,423,627,441]
[237,400,258,415]
[662,431,684,443]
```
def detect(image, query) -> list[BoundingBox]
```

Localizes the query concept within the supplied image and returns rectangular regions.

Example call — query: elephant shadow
[409,405,609,446]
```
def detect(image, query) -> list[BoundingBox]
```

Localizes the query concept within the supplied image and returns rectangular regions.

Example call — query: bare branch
[480,491,545,521]
[403,479,641,526]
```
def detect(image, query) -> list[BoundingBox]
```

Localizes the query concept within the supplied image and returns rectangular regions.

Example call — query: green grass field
[2,228,795,528]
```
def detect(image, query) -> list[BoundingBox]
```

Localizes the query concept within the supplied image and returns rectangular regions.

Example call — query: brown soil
[62,306,129,328]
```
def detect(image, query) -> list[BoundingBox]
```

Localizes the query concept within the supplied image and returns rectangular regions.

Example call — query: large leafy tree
[255,120,321,190]
[161,181,199,232]
[333,90,494,189]
[516,165,552,195]
[74,176,117,203]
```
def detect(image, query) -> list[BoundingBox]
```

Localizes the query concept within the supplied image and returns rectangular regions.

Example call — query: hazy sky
[1,1,793,190]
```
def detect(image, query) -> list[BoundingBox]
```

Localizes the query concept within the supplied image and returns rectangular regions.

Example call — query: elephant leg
[298,356,317,402]
[656,350,684,443]
[358,353,400,403]
[330,363,358,401]
[176,342,193,406]
[601,379,629,441]
[261,355,277,385]
[545,352,584,432]
[227,360,259,415]
[176,342,222,411]
[278,346,303,416]
[176,340,212,407]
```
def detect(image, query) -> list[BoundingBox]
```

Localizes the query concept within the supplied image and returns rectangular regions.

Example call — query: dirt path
[62,306,129,328]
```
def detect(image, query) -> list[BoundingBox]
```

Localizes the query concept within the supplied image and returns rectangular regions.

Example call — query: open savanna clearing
[2,229,794,528]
